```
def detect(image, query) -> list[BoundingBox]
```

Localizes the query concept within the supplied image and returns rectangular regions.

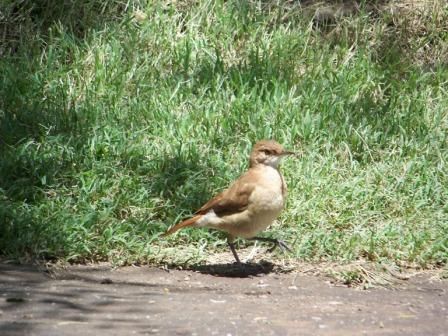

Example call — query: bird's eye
[263,149,271,155]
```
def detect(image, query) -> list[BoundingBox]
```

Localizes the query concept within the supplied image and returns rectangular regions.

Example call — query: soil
[0,261,447,336]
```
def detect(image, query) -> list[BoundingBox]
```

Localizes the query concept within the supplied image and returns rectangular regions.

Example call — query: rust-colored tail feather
[163,215,202,236]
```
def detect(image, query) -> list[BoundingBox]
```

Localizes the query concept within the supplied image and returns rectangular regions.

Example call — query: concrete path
[0,263,447,335]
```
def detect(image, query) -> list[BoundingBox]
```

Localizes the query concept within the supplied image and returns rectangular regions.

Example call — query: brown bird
[163,140,295,264]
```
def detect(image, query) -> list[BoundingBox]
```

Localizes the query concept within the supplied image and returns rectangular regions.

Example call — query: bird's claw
[250,237,292,254]
[267,239,292,253]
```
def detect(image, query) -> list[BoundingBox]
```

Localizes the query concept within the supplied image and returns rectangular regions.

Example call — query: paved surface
[0,262,447,335]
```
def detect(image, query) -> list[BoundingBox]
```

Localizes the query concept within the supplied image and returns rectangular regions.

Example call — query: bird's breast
[249,166,285,213]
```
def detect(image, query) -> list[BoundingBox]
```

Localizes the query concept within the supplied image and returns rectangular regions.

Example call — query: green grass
[0,0,447,266]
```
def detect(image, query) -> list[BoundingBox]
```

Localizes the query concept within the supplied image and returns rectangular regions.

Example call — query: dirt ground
[0,260,447,336]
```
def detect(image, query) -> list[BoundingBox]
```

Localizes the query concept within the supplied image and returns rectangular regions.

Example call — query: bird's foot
[268,239,292,253]
[250,237,292,253]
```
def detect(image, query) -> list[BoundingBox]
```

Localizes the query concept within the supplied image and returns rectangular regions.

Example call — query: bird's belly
[244,209,282,238]
[215,197,284,239]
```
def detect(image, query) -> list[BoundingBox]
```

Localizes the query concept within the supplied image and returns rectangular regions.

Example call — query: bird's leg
[249,237,292,253]
[228,242,241,264]
[227,235,241,264]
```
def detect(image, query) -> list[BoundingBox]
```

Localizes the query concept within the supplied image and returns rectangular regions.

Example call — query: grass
[0,0,447,267]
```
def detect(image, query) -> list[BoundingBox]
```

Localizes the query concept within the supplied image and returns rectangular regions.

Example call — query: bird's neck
[249,163,281,173]
[249,161,281,169]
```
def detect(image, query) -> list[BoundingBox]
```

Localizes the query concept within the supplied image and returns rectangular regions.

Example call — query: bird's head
[249,140,295,168]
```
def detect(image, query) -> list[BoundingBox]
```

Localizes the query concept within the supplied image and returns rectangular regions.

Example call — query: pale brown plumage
[163,140,294,263]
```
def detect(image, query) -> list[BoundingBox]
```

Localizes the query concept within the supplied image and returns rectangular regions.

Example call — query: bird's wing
[195,175,256,217]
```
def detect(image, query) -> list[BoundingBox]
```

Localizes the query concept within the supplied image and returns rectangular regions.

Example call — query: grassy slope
[0,1,447,266]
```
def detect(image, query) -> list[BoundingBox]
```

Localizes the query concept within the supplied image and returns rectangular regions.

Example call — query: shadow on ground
[188,261,276,278]
[0,263,168,335]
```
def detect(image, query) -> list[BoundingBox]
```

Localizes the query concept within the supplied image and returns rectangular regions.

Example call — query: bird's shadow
[188,261,275,278]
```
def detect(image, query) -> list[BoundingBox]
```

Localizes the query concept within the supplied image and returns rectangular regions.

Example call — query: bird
[163,139,295,264]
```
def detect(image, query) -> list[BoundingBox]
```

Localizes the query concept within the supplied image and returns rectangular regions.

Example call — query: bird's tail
[162,215,202,236]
